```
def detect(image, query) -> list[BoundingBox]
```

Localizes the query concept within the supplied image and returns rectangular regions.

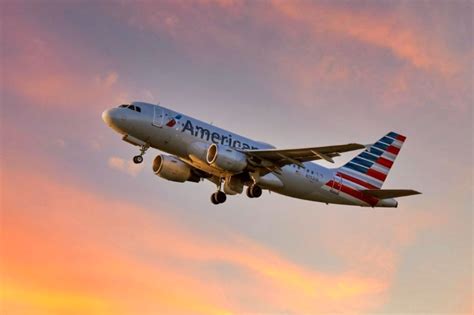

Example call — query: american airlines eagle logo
[166,114,182,127]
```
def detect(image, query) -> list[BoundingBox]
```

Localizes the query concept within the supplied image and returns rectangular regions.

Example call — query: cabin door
[153,106,164,127]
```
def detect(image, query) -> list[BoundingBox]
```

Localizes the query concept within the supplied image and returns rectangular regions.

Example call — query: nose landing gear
[133,144,149,164]
[133,155,144,164]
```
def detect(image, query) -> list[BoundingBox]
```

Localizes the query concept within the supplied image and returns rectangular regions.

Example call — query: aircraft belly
[271,168,320,200]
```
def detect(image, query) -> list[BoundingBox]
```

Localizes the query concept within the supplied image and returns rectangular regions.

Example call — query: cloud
[122,1,464,74]
[1,166,234,314]
[1,161,393,314]
[116,1,471,110]
[270,1,459,75]
[54,138,66,148]
[108,156,144,176]
[95,71,119,89]
[2,10,126,110]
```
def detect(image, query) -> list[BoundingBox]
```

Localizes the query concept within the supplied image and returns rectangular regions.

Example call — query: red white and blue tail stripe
[338,131,406,189]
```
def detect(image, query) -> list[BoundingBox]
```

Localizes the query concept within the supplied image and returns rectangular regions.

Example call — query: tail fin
[337,132,406,189]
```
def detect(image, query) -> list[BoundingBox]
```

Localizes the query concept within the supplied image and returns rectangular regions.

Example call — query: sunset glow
[1,1,472,314]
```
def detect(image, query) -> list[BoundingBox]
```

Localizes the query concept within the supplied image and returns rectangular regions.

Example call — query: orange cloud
[1,168,234,314]
[315,209,444,297]
[1,156,391,313]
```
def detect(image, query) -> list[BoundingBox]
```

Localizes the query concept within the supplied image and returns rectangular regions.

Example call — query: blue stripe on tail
[338,131,406,189]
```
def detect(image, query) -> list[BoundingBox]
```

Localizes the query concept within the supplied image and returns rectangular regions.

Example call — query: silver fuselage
[103,102,397,207]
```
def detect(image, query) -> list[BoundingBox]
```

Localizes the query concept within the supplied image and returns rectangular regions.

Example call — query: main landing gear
[133,144,149,164]
[210,180,262,205]
[211,191,227,205]
[211,179,227,205]
[246,185,262,198]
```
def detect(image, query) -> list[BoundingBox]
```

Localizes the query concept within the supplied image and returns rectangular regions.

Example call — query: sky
[0,0,472,314]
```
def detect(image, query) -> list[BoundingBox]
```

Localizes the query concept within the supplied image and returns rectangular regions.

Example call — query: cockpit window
[119,104,142,113]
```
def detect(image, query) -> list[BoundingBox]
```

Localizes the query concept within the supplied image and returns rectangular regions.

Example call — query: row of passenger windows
[119,104,141,112]
[291,164,323,177]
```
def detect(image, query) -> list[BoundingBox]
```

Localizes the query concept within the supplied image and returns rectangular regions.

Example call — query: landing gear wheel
[216,191,226,203]
[246,187,254,198]
[251,185,262,198]
[133,155,143,164]
[211,191,227,204]
[247,185,262,198]
[211,193,219,205]
[132,144,149,164]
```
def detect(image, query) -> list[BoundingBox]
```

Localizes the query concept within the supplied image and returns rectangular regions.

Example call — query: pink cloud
[2,13,126,110]
[107,156,144,176]
[117,1,471,110]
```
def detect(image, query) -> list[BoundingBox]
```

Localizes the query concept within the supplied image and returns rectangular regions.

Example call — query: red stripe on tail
[375,157,393,168]
[367,169,387,181]
[327,180,379,206]
[337,172,378,189]
[386,145,400,155]
[396,135,406,142]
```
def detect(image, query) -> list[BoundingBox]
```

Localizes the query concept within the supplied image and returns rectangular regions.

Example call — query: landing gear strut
[133,144,149,164]
[246,185,262,198]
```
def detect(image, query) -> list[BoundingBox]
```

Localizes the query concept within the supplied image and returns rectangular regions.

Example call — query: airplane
[102,102,421,206]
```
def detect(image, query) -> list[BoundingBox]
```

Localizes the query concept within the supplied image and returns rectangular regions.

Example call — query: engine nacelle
[206,144,247,173]
[152,155,200,183]
[187,141,210,164]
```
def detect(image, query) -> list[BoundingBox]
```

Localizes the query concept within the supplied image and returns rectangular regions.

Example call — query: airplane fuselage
[103,102,399,207]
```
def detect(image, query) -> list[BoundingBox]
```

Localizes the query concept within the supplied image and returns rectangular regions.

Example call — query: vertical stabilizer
[337,132,406,189]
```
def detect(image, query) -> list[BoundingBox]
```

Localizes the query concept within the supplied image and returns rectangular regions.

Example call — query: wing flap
[362,189,421,199]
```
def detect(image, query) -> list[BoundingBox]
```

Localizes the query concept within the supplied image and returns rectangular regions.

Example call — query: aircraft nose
[102,108,119,126]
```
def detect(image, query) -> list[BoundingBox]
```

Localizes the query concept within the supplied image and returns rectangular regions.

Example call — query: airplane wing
[242,143,366,170]
[361,189,421,199]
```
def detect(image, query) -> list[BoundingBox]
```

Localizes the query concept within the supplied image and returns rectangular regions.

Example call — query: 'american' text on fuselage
[181,119,258,150]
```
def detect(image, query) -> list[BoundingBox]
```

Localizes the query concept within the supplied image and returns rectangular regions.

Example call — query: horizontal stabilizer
[361,189,421,199]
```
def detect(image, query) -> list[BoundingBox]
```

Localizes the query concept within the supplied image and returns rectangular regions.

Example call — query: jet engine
[206,144,247,173]
[187,141,210,164]
[152,155,200,183]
